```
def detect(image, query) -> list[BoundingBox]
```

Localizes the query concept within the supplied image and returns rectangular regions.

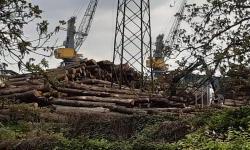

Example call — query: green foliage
[176,107,250,149]
[0,122,31,140]
[8,104,41,122]
[54,136,131,150]
[169,0,250,77]
[208,107,250,133]
[2,106,250,149]
[0,127,18,140]
[131,140,177,150]
[0,0,63,71]
[177,128,250,150]
[189,112,213,129]
[54,136,178,150]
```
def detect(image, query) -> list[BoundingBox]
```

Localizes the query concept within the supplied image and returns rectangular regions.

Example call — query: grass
[1,104,250,149]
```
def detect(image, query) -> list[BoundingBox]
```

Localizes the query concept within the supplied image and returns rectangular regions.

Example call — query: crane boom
[75,0,99,51]
[165,0,186,50]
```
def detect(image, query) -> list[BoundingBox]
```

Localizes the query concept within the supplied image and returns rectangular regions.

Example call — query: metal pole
[112,0,121,88]
[119,0,127,89]
[147,0,154,93]
[140,0,144,90]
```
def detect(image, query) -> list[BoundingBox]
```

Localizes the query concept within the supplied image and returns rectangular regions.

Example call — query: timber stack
[47,59,141,86]
[0,59,188,116]
[221,64,250,107]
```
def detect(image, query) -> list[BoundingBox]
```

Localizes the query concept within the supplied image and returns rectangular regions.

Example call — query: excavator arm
[170,58,224,102]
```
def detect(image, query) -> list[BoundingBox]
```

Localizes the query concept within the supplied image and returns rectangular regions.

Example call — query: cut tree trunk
[144,107,195,114]
[224,99,248,107]
[51,98,116,108]
[66,82,137,95]
[0,85,45,95]
[65,96,135,106]
[0,90,42,101]
[53,105,110,114]
[8,77,30,82]
[78,79,111,85]
[135,97,150,103]
[107,105,147,115]
[57,88,112,97]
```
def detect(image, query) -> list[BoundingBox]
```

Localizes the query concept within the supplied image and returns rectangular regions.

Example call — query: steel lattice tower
[112,0,153,90]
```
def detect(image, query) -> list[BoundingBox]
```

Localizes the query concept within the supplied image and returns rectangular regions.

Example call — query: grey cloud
[10,0,187,70]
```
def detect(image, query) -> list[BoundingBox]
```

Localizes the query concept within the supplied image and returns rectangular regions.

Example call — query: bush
[208,107,250,133]
[0,127,17,140]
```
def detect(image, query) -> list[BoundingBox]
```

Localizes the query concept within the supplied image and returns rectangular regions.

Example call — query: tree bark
[0,85,45,95]
[66,82,137,95]
[224,99,248,107]
[51,98,116,108]
[0,90,41,101]
[107,105,147,115]
[65,96,135,106]
[57,88,112,97]
[53,105,110,113]
[78,79,111,85]
[144,107,194,114]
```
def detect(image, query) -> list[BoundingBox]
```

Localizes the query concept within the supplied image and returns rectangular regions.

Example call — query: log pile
[0,78,186,115]
[0,59,189,115]
[5,59,250,115]
[221,64,250,107]
[50,59,141,85]
[0,76,5,88]
[1,59,139,87]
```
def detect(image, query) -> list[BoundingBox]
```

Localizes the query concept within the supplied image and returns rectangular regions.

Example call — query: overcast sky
[28,0,185,68]
[6,0,196,71]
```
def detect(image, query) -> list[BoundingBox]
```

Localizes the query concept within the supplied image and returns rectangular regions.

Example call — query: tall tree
[0,0,63,72]
[172,0,250,76]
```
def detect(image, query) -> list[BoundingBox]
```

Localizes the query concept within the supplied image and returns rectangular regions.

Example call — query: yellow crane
[147,0,186,76]
[54,0,99,66]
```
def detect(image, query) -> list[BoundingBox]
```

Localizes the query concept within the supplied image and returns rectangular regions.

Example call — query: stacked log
[43,59,140,85]
[220,65,250,107]
[0,77,188,115]
[0,58,194,116]
[65,96,135,106]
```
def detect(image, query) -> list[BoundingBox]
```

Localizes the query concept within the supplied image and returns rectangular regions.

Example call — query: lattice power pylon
[112,0,153,90]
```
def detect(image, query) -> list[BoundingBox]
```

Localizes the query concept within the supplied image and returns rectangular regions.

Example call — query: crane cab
[146,57,168,70]
[54,48,77,59]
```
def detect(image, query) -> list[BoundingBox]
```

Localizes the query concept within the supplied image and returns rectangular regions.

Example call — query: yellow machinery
[55,0,99,65]
[146,34,169,75]
[54,48,76,59]
[147,0,186,76]
[146,57,168,70]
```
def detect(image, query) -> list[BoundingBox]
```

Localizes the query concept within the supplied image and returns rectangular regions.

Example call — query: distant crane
[55,0,99,66]
[147,0,187,76]
[165,0,186,53]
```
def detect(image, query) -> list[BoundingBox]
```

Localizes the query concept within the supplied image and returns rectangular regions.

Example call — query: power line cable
[76,0,86,17]
[73,0,86,16]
